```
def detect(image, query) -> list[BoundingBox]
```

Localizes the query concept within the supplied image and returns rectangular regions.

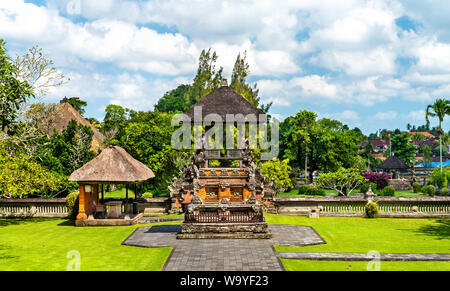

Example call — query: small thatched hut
[378,155,409,171]
[69,146,154,222]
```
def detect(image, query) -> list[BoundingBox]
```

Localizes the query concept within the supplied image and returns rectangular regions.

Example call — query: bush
[306,185,325,196]
[365,201,379,218]
[141,192,153,198]
[421,185,436,197]
[381,185,395,196]
[260,158,294,193]
[297,185,309,195]
[412,182,421,193]
[441,188,449,196]
[314,168,367,196]
[66,191,79,219]
[359,183,369,194]
[361,172,390,190]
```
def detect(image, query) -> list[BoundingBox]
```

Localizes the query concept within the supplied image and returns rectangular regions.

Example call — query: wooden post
[101,184,104,202]
[125,184,129,214]
[76,184,87,220]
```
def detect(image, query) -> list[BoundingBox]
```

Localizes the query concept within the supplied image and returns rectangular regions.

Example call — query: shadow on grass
[414,219,450,240]
[57,220,75,226]
[0,218,53,227]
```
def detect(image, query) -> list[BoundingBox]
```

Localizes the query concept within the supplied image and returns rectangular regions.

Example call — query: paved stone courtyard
[122,224,326,271]
[122,224,450,271]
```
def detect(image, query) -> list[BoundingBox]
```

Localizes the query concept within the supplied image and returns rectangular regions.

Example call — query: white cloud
[375,111,398,120]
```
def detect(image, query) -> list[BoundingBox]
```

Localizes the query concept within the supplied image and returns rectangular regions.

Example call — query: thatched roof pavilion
[185,84,266,124]
[69,145,154,184]
[69,145,154,222]
[378,155,409,170]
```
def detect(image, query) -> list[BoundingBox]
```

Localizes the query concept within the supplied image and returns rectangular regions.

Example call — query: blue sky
[1,0,449,135]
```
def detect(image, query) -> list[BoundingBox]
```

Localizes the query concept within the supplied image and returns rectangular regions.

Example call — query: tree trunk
[440,134,443,174]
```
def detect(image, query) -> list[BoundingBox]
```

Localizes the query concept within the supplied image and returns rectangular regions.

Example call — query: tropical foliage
[259,158,294,193]
[314,167,367,196]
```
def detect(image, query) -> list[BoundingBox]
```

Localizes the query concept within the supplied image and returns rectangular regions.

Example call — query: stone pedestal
[106,201,122,219]
[177,203,271,239]
[177,222,271,239]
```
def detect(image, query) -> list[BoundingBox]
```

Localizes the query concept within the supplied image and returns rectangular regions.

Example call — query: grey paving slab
[278,252,450,261]
[122,224,325,271]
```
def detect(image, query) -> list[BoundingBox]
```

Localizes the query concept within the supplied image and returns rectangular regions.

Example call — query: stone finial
[365,185,375,198]
[221,78,228,87]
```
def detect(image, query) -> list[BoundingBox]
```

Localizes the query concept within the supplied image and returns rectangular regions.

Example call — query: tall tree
[230,51,272,113]
[14,45,68,97]
[192,48,223,100]
[154,84,194,113]
[390,132,417,166]
[280,110,361,182]
[0,39,34,131]
[426,98,450,173]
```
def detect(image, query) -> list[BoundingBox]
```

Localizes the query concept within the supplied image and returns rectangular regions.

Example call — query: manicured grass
[277,188,331,197]
[266,214,450,270]
[103,188,135,198]
[0,218,175,271]
[1,215,449,271]
[266,214,450,254]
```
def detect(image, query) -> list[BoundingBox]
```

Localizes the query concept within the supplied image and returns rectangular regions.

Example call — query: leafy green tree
[390,132,417,166]
[102,104,128,144]
[260,158,294,193]
[192,48,223,99]
[230,51,272,113]
[280,111,362,182]
[314,167,367,196]
[0,39,34,131]
[421,144,433,163]
[121,111,180,195]
[426,98,450,172]
[433,145,448,157]
[41,120,95,175]
[0,145,64,198]
[155,84,195,113]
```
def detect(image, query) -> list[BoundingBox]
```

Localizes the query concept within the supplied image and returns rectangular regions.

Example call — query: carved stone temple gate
[169,83,275,239]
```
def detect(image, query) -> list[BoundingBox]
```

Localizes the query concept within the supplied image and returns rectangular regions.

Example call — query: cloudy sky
[1,0,449,134]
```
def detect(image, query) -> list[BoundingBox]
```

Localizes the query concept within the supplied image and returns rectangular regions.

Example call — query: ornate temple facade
[169,83,275,238]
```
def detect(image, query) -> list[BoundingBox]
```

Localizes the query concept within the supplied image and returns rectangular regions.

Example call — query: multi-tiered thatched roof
[185,85,265,123]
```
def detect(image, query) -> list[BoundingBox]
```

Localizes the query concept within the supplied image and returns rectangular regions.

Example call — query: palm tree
[425,98,450,173]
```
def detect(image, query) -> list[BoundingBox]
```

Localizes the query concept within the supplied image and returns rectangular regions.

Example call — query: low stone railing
[272,196,450,218]
[0,198,68,218]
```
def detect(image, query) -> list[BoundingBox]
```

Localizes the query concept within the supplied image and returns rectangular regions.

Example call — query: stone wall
[0,198,68,218]
[272,196,450,218]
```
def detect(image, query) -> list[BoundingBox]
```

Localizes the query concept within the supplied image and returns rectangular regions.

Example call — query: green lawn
[1,215,449,271]
[266,214,450,271]
[103,188,135,198]
[0,219,174,271]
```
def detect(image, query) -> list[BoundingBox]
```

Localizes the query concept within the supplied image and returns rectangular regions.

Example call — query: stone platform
[177,222,272,239]
[122,224,326,271]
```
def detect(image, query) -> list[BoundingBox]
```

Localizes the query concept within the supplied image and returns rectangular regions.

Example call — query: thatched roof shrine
[184,85,265,123]
[69,146,155,184]
[378,155,409,170]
